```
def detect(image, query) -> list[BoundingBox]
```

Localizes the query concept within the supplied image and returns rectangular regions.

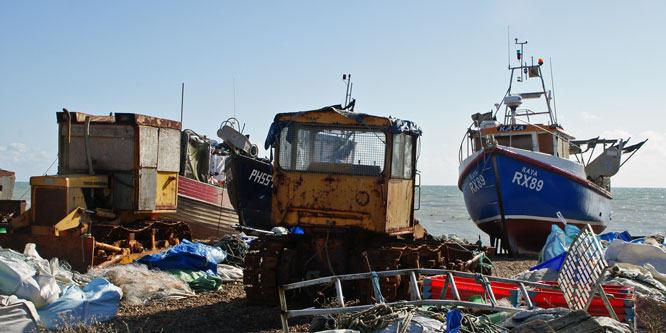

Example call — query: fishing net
[214,234,249,267]
[84,263,195,305]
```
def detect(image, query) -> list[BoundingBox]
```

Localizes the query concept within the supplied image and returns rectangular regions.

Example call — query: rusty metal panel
[271,170,387,232]
[115,113,182,129]
[385,179,414,232]
[0,232,95,273]
[31,186,68,226]
[157,128,181,172]
[137,168,157,211]
[112,173,135,210]
[154,171,178,211]
[56,111,115,124]
[139,126,158,168]
[274,108,391,128]
[59,123,135,172]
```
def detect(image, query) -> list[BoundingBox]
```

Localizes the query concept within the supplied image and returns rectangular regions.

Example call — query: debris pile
[0,236,251,331]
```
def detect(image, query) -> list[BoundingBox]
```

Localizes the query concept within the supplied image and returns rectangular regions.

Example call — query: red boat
[162,130,239,240]
[423,275,635,324]
[164,175,238,239]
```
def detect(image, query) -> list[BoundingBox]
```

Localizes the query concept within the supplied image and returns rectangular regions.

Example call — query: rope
[370,272,385,304]
[336,303,415,332]
[459,312,506,333]
[332,303,505,333]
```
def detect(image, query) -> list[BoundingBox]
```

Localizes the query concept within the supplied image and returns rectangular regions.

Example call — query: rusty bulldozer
[0,110,191,272]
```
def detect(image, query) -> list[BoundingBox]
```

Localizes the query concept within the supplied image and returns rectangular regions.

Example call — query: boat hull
[224,153,272,230]
[163,176,239,240]
[458,146,611,253]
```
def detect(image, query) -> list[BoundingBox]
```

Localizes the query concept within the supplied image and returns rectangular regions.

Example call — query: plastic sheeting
[530,252,566,271]
[85,263,195,305]
[377,314,445,333]
[217,264,243,282]
[37,278,122,330]
[539,224,580,262]
[446,308,462,333]
[0,295,39,333]
[135,239,227,275]
[165,269,224,292]
[604,263,666,300]
[512,267,559,282]
[605,240,666,274]
[600,231,633,243]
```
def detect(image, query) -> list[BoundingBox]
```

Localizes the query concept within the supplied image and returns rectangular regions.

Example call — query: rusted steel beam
[95,241,122,253]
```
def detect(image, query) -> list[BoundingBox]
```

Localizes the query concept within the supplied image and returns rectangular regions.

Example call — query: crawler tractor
[244,105,492,305]
[0,111,191,272]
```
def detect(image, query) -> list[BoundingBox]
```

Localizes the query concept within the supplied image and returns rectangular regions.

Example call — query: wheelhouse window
[495,134,534,151]
[278,124,386,176]
[391,133,414,179]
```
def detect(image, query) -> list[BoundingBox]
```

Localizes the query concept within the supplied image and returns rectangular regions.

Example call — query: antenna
[507,26,510,70]
[180,83,185,125]
[233,78,236,118]
[550,58,558,124]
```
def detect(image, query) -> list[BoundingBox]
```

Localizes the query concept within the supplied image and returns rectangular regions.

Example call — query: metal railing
[278,268,562,332]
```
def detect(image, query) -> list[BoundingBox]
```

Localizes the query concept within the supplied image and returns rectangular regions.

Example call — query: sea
[11,182,666,245]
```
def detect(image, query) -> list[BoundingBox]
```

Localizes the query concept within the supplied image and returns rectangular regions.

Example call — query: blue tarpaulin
[530,251,567,271]
[446,308,462,333]
[540,224,580,262]
[599,231,632,243]
[135,239,227,276]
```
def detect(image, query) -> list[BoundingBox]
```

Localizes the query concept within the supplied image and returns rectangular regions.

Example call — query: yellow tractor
[245,104,490,304]
[0,111,190,272]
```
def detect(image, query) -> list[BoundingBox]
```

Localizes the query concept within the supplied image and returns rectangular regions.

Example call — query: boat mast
[515,38,527,83]
[502,39,556,125]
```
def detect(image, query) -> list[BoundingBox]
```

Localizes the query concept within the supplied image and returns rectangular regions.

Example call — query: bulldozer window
[391,133,414,179]
[278,124,386,176]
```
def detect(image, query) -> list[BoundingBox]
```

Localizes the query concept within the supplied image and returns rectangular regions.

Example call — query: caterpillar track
[244,230,493,305]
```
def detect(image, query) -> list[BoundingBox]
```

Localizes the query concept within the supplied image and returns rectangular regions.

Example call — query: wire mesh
[278,124,386,176]
[557,224,608,311]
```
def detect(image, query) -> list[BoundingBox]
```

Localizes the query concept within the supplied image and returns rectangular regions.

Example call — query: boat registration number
[511,169,544,191]
[468,172,486,194]
[249,169,273,186]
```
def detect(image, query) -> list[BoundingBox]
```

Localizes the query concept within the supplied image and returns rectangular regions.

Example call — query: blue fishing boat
[458,39,646,254]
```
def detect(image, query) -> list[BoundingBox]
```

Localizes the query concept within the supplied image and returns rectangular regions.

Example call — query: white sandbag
[22,243,76,291]
[37,278,122,330]
[0,295,40,333]
[0,256,59,309]
[605,240,666,274]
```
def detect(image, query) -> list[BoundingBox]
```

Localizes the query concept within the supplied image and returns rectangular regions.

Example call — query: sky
[1,1,665,187]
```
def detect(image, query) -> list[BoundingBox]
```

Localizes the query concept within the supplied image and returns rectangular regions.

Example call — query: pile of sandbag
[0,244,123,331]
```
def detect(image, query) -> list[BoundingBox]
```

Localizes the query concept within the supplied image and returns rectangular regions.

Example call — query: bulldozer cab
[265,105,422,236]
